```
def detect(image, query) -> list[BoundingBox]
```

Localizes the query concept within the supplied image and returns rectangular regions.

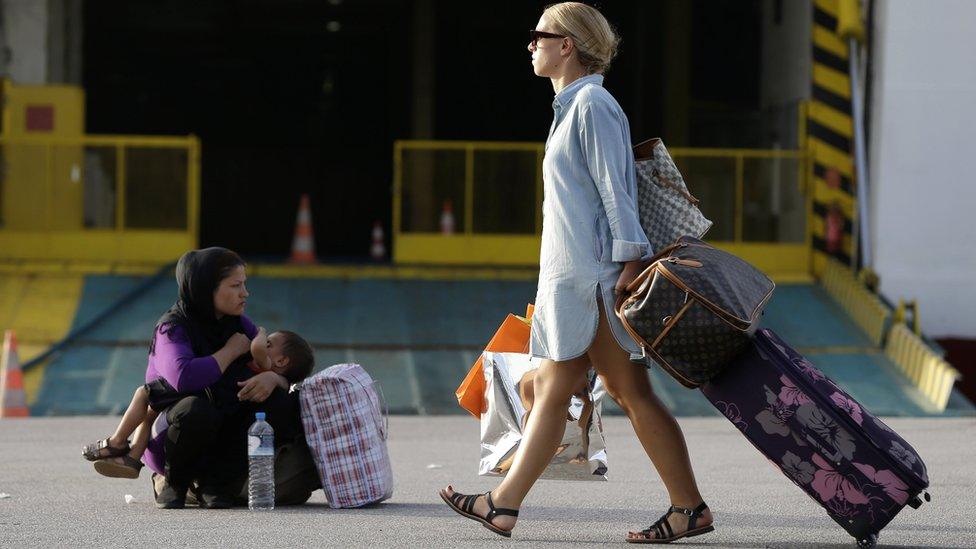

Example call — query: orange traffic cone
[289,194,317,264]
[0,330,29,418]
[370,221,386,261]
[440,199,455,235]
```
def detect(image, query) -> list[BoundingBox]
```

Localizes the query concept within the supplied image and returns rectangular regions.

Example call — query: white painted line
[403,351,426,415]
[96,344,127,406]
[461,351,476,373]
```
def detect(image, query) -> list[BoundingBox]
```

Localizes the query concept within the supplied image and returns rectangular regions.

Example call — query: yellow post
[0,79,10,138]
[910,299,921,335]
[187,135,201,246]
[800,100,815,276]
[115,144,126,230]
[837,0,866,42]
[893,298,906,325]
[464,144,474,234]
[44,143,53,229]
[393,141,402,237]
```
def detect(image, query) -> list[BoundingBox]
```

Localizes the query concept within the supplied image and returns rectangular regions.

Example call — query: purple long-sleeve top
[142,314,257,475]
[145,315,258,390]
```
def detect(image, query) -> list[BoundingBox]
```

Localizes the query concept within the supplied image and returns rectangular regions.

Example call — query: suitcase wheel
[856,533,878,549]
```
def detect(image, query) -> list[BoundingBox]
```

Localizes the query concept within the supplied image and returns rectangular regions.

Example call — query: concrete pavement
[1,416,974,548]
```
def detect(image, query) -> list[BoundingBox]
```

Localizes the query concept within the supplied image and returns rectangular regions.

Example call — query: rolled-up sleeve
[151,326,222,392]
[579,97,652,262]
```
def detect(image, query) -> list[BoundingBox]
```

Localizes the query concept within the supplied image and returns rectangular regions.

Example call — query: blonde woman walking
[440,3,714,543]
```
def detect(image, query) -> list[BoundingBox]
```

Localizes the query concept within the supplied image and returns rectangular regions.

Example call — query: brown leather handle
[613,292,628,319]
[632,138,661,161]
[653,168,701,206]
[614,240,688,318]
[614,267,651,319]
[646,241,685,266]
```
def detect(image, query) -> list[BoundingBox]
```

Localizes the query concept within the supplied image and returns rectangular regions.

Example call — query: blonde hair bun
[544,2,620,74]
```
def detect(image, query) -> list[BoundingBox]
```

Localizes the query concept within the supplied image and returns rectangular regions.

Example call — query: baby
[82,328,314,479]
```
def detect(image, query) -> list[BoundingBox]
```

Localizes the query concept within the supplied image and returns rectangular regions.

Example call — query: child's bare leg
[108,387,150,448]
[90,388,153,477]
[127,408,158,459]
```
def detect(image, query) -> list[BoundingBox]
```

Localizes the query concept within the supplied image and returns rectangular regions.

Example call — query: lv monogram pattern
[620,236,774,387]
[664,237,774,328]
[635,142,713,252]
[655,300,751,385]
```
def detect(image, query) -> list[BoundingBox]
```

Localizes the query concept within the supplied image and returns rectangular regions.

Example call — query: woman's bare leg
[587,303,712,539]
[442,354,590,531]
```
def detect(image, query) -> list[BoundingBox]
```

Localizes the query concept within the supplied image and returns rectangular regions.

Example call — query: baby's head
[264,330,315,383]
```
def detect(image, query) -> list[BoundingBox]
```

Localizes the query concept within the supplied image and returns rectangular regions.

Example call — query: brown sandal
[439,487,518,538]
[82,438,130,462]
[93,455,144,479]
[626,502,714,544]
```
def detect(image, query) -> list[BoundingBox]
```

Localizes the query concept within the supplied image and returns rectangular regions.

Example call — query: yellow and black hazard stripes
[808,0,857,272]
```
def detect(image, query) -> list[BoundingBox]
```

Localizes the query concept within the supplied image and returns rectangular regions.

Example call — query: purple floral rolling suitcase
[700,329,929,548]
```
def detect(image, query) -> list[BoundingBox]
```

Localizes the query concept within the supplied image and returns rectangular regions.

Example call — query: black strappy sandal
[82,438,130,462]
[626,502,714,544]
[439,487,519,538]
[93,454,144,479]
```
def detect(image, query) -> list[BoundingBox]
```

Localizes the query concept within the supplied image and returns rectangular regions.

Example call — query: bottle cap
[255,412,266,421]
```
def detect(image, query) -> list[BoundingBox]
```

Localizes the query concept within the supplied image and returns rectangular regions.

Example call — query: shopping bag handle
[350,373,389,441]
[371,380,390,441]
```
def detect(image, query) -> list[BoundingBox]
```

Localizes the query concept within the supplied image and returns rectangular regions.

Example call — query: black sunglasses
[529,29,566,47]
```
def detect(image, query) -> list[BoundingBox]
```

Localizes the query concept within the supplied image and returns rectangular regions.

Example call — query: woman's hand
[227,332,252,357]
[236,371,284,403]
[212,332,252,372]
[614,260,650,296]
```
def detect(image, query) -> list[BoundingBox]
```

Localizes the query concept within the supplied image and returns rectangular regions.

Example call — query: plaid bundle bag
[633,138,713,252]
[299,363,393,508]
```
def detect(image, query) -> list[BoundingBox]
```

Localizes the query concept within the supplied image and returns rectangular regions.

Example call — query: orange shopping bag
[456,304,534,418]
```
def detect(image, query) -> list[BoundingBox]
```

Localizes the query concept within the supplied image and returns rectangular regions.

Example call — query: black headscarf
[150,247,247,357]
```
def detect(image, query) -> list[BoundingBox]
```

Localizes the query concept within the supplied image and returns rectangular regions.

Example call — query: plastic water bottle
[247,412,275,511]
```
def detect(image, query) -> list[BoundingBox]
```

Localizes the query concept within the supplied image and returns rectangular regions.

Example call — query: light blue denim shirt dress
[529,74,653,362]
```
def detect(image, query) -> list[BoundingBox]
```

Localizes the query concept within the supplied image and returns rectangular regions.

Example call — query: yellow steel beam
[815,0,840,16]
[0,134,198,147]
[813,64,852,99]
[813,179,856,216]
[667,148,806,159]
[808,102,854,137]
[810,138,854,178]
[813,25,848,58]
[395,140,543,151]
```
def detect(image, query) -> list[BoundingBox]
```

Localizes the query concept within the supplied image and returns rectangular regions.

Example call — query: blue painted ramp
[30,275,975,417]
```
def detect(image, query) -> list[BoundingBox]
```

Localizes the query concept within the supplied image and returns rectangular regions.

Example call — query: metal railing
[392,139,810,267]
[0,134,200,262]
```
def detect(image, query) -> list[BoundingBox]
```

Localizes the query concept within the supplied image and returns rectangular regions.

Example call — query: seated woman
[82,327,315,480]
[85,247,318,509]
